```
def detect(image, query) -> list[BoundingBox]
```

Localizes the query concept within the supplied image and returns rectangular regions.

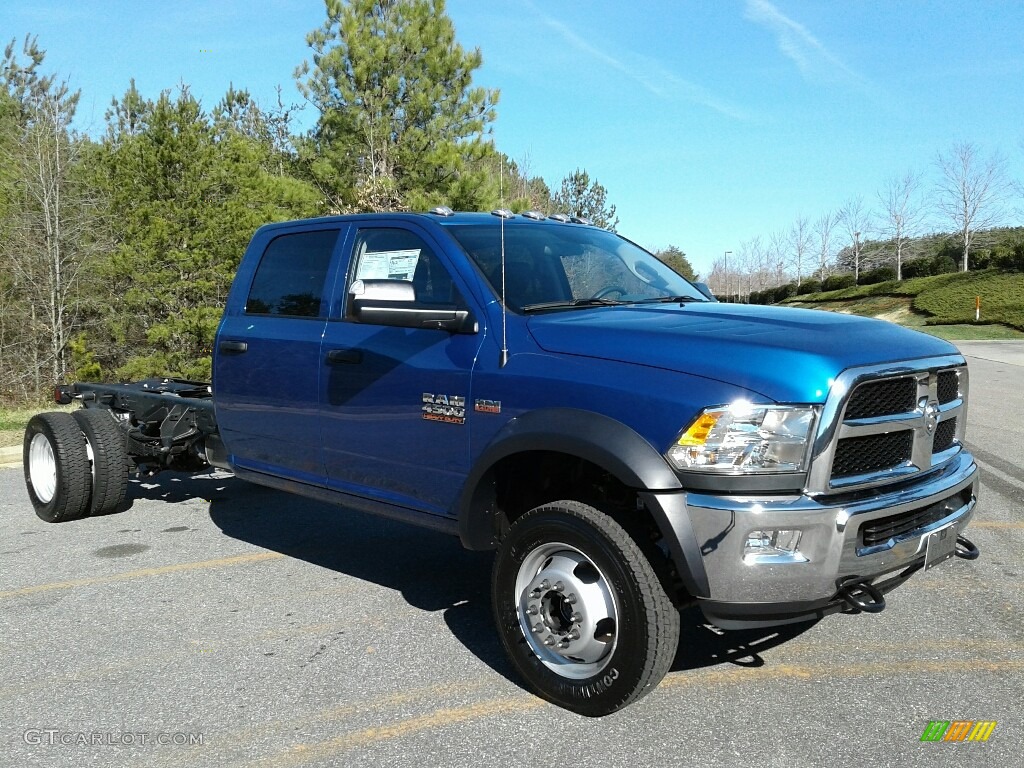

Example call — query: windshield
[446,223,706,311]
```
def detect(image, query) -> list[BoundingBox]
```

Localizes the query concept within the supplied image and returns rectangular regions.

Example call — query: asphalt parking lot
[1,341,1022,768]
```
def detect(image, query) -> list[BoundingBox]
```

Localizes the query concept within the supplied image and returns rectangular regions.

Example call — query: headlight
[667,401,817,474]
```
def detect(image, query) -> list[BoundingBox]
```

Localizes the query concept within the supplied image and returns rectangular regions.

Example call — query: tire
[73,408,130,516]
[492,500,680,716]
[23,412,92,523]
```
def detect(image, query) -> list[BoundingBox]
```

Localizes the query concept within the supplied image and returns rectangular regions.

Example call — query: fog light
[743,529,807,564]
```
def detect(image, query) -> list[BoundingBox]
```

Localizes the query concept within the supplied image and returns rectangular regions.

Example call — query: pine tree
[87,85,322,380]
[653,246,696,281]
[296,0,498,212]
[553,169,619,231]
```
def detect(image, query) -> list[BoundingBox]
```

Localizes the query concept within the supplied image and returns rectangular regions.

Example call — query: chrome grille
[933,418,957,453]
[937,370,959,404]
[806,356,970,494]
[832,431,913,478]
[845,377,916,419]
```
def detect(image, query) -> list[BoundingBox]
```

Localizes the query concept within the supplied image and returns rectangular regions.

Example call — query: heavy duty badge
[422,393,466,424]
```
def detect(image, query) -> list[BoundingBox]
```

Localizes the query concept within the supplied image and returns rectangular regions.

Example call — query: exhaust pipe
[836,579,886,614]
[955,534,980,560]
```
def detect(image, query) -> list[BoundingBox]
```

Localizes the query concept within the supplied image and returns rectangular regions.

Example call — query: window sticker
[356,249,421,281]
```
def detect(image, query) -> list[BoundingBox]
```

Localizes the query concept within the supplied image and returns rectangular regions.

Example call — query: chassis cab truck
[24,210,980,716]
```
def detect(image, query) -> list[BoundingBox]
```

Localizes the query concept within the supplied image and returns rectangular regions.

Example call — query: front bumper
[645,451,979,629]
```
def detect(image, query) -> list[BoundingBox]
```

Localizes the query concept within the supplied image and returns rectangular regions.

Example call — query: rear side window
[245,229,339,317]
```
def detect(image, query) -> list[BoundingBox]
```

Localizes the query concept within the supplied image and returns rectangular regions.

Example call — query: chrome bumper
[668,451,979,628]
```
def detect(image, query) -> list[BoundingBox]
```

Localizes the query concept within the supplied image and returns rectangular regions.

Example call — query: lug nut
[564,593,577,604]
[529,588,542,599]
[557,640,570,649]
[552,581,564,592]
[570,612,582,623]
[532,623,544,634]
[566,629,580,641]
[543,637,556,646]
[538,579,550,591]
[526,605,538,616]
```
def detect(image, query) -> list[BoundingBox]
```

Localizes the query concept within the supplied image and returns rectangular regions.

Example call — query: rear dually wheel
[73,408,130,516]
[23,412,92,523]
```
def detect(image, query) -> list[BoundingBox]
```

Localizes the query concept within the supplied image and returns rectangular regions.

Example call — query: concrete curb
[0,445,21,468]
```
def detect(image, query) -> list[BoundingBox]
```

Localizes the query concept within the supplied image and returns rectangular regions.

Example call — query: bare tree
[789,216,811,287]
[838,196,871,281]
[934,141,1009,271]
[0,36,95,395]
[813,211,837,281]
[877,170,925,280]
[768,229,788,286]
[741,236,770,293]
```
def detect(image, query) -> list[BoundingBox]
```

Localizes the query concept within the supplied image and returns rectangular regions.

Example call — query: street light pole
[724,250,732,302]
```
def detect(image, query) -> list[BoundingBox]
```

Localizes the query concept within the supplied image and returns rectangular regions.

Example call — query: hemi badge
[474,399,501,414]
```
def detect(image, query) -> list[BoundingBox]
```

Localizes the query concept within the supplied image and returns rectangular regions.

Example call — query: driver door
[318,223,484,517]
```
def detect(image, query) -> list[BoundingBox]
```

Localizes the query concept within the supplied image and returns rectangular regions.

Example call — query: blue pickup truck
[23,210,980,715]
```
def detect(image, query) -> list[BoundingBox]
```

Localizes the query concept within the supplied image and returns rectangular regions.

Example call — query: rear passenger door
[214,224,348,485]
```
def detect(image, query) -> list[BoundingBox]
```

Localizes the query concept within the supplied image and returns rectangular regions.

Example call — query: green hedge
[914,271,1024,329]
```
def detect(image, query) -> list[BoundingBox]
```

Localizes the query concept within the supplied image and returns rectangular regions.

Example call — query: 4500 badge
[422,393,466,424]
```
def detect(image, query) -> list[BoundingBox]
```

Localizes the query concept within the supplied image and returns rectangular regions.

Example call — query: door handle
[326,348,362,365]
[219,340,248,354]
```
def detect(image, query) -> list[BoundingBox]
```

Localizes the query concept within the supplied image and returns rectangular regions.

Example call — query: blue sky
[3,0,1022,277]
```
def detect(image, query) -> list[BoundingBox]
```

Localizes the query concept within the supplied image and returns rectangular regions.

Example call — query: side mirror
[694,282,718,302]
[349,279,478,333]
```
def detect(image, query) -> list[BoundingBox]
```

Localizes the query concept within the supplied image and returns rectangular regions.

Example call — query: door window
[348,228,461,313]
[245,229,340,317]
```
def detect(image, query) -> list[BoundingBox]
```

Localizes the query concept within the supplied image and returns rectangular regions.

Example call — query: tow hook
[955,535,980,560]
[836,579,886,614]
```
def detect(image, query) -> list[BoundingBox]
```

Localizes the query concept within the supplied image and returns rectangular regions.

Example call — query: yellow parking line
[247,656,1024,766]
[0,551,285,599]
[252,697,543,768]
[661,657,1024,691]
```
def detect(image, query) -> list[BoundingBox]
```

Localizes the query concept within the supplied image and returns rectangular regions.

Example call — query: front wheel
[492,500,679,716]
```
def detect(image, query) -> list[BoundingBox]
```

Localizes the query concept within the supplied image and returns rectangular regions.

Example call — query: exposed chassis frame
[57,378,222,474]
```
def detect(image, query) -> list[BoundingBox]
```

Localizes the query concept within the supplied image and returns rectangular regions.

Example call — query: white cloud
[744,0,871,90]
[526,1,750,120]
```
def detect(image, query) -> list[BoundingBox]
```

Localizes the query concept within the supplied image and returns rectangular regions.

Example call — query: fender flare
[457,408,709,597]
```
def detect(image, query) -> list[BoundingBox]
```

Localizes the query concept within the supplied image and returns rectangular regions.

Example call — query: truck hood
[525,303,959,403]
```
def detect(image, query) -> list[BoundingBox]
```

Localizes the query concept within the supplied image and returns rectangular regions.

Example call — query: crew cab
[23,209,980,716]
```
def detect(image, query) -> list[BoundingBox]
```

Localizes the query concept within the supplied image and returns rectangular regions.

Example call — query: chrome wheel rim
[515,542,619,679]
[29,432,57,504]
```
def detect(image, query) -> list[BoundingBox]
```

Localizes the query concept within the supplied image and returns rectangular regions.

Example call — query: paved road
[1,346,1022,768]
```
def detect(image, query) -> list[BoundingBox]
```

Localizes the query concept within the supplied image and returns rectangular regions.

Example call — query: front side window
[446,223,705,311]
[349,228,461,309]
[245,229,340,317]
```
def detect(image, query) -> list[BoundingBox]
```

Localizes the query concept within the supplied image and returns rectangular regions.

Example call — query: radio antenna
[498,157,510,367]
